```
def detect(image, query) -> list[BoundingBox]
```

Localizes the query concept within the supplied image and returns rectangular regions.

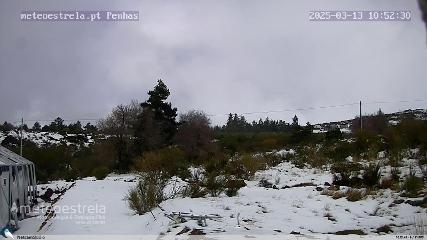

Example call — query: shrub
[413,214,427,235]
[70,140,115,179]
[126,171,166,215]
[295,145,327,168]
[182,182,207,198]
[346,188,366,202]
[321,189,345,199]
[332,191,346,199]
[327,142,355,162]
[133,147,187,177]
[260,137,279,151]
[262,153,283,167]
[204,173,226,197]
[63,169,79,182]
[402,171,424,197]
[225,179,247,197]
[91,166,110,180]
[379,178,395,189]
[203,151,228,175]
[362,164,381,188]
[325,128,343,142]
[388,150,402,167]
[225,153,274,180]
[391,167,401,181]
[331,162,362,186]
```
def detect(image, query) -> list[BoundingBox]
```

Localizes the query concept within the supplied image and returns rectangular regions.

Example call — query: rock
[189,229,205,235]
[376,225,393,234]
[393,199,404,204]
[324,182,331,186]
[176,227,191,235]
[405,199,426,207]
[258,179,273,188]
[282,185,291,189]
[41,188,54,201]
[272,185,279,190]
[290,231,301,235]
[316,186,324,191]
[292,182,316,187]
[332,230,366,235]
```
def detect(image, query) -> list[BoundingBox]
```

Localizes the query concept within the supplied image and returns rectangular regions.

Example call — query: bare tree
[98,99,142,171]
[174,110,214,163]
[134,107,163,153]
[420,0,427,43]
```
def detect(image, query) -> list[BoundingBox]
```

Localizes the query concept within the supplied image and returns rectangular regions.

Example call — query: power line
[4,98,426,124]
[207,98,427,117]
[207,102,360,117]
[10,118,103,125]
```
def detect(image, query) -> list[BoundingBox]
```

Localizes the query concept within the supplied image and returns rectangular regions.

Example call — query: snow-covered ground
[0,131,94,147]
[16,161,426,236]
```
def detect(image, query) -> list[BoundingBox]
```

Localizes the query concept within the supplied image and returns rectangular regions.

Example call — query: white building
[0,146,37,230]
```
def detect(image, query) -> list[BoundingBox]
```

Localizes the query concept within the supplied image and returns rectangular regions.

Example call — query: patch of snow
[16,160,426,235]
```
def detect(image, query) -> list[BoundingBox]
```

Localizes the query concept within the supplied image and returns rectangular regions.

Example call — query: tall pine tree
[135,79,177,153]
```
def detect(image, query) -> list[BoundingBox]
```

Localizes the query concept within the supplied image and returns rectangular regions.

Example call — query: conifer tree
[135,79,177,152]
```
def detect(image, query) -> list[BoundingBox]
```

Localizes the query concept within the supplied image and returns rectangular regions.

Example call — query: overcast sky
[0,0,426,126]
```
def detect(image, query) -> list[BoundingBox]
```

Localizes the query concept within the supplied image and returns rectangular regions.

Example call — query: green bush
[419,151,427,165]
[326,142,355,162]
[126,171,166,215]
[362,164,381,188]
[384,119,427,153]
[230,153,264,179]
[133,146,188,177]
[214,132,290,153]
[183,182,207,198]
[331,162,363,187]
[296,145,327,168]
[325,128,343,142]
[14,142,76,183]
[225,179,246,197]
[92,166,110,180]
[391,167,400,181]
[353,130,381,157]
[204,173,226,197]
[388,150,402,167]
[402,171,424,197]
[379,178,396,190]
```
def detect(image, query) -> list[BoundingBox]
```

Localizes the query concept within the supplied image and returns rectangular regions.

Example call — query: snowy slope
[16,162,426,236]
[0,131,94,147]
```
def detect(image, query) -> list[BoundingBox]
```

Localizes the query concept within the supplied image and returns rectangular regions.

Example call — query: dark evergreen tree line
[0,118,97,134]
[218,113,294,133]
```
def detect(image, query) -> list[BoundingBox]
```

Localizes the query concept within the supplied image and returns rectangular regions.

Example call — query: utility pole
[359,101,363,131]
[20,118,23,156]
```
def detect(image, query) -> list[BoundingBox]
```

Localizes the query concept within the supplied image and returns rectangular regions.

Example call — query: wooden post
[20,118,23,156]
[359,101,362,131]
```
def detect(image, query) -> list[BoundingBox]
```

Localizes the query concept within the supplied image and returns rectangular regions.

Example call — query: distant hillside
[1,109,426,147]
[313,109,427,133]
[0,131,96,147]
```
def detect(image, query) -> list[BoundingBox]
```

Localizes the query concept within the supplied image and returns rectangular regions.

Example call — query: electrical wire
[4,98,426,124]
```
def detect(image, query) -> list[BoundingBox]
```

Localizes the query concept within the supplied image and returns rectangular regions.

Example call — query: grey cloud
[0,0,426,126]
